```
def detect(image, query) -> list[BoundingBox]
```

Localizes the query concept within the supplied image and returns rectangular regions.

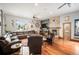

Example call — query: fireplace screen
[52,30,57,35]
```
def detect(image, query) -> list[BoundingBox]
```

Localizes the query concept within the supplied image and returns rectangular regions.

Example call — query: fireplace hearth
[49,27,60,35]
[52,30,57,35]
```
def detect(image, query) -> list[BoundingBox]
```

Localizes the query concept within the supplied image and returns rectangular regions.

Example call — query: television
[41,24,47,28]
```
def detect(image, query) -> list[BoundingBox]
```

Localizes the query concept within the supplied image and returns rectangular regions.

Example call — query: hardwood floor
[42,44,66,55]
[15,38,79,55]
[42,38,79,55]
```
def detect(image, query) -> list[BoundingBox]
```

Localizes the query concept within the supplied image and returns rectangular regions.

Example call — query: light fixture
[58,3,71,9]
[34,3,38,6]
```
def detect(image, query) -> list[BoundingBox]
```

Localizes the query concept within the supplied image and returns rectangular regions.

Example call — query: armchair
[46,33,55,45]
[28,36,43,55]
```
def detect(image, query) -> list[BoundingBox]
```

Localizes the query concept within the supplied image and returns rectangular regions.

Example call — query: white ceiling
[0,3,79,20]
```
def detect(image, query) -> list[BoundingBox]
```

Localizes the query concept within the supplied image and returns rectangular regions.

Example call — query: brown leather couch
[0,37,21,55]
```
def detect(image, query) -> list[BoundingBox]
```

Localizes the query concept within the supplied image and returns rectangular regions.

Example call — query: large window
[16,19,32,31]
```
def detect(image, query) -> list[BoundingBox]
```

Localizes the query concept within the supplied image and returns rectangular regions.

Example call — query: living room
[0,3,79,55]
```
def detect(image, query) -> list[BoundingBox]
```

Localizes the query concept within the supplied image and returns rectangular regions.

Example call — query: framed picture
[74,19,79,36]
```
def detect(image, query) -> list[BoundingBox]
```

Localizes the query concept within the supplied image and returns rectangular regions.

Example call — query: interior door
[63,22,71,40]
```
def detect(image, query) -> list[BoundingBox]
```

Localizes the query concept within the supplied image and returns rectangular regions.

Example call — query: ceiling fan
[58,3,71,9]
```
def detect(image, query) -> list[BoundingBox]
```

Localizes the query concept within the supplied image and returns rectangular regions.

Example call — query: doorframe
[63,22,71,40]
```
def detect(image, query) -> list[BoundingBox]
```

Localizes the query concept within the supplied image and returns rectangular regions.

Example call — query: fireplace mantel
[49,27,60,29]
[49,27,60,35]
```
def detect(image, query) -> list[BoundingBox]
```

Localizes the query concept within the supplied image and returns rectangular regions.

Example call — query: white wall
[59,11,79,39]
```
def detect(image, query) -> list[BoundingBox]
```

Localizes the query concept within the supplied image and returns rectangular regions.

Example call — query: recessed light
[35,3,38,6]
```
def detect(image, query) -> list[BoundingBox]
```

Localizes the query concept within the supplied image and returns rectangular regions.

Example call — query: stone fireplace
[52,30,57,35]
[49,27,60,35]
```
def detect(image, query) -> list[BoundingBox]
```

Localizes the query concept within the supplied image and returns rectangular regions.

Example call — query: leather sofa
[0,37,21,55]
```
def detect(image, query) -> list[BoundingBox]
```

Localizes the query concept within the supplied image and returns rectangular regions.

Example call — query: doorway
[63,22,71,40]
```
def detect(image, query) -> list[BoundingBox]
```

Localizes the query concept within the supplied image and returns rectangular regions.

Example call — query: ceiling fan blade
[67,3,71,7]
[58,3,66,9]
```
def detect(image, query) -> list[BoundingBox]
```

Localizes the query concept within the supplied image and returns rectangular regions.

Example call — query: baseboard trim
[70,39,79,42]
